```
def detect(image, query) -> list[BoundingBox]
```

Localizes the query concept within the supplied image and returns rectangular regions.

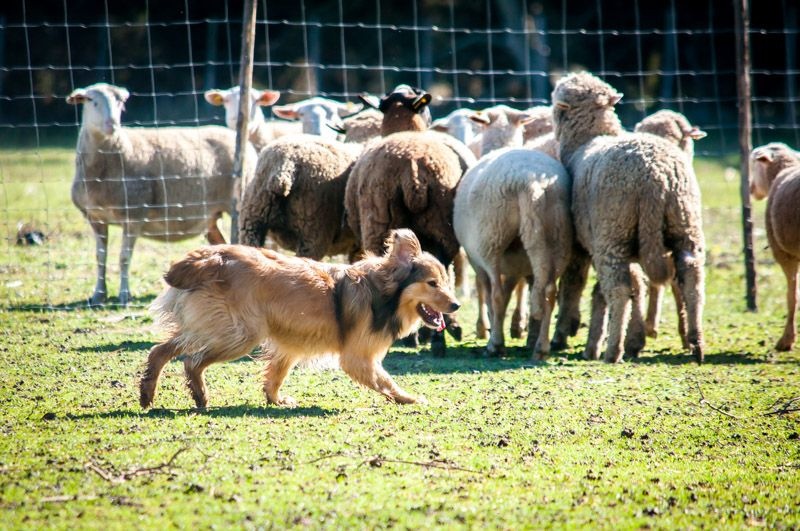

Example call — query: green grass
[1,148,798,529]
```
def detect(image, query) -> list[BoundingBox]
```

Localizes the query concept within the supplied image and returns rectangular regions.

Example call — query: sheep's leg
[527,255,557,359]
[453,248,470,299]
[184,356,216,409]
[475,268,491,340]
[139,338,183,409]
[776,261,798,352]
[596,260,632,364]
[486,265,509,357]
[675,252,705,363]
[206,212,226,245]
[584,282,607,360]
[339,349,421,404]
[671,279,690,349]
[624,266,647,359]
[645,283,664,338]
[552,248,591,351]
[89,221,109,306]
[262,352,299,407]
[510,279,529,339]
[118,227,138,306]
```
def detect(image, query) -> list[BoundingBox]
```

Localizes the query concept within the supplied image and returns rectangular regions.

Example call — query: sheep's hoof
[645,326,658,339]
[550,333,569,352]
[603,348,624,363]
[775,336,795,352]
[485,343,505,358]
[583,346,602,361]
[532,344,550,361]
[510,323,524,339]
[446,322,463,342]
[476,321,488,340]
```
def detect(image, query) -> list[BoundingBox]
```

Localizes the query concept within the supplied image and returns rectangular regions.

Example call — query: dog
[139,229,460,409]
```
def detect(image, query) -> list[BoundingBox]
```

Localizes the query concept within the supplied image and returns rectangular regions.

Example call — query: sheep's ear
[513,112,536,126]
[66,88,89,105]
[468,112,491,126]
[326,122,346,135]
[429,118,449,132]
[112,87,130,103]
[687,127,707,140]
[554,100,571,111]
[411,92,432,112]
[272,104,299,120]
[596,92,623,107]
[255,90,281,107]
[338,101,363,117]
[753,148,774,163]
[359,94,381,110]
[204,90,226,106]
[386,229,421,263]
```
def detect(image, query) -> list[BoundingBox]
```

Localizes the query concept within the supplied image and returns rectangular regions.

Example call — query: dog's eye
[427,280,438,288]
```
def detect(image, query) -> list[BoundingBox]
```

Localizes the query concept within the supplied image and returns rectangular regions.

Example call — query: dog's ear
[386,229,421,264]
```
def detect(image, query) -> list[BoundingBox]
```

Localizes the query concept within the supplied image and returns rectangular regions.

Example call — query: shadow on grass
[631,350,775,365]
[4,294,157,312]
[67,404,337,420]
[76,340,155,353]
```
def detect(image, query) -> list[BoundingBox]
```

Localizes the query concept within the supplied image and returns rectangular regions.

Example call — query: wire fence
[0,0,797,308]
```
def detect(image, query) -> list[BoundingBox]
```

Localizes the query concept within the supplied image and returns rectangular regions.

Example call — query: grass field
[1,147,798,529]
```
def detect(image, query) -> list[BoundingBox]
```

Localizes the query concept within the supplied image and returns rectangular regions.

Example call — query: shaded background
[0,0,797,155]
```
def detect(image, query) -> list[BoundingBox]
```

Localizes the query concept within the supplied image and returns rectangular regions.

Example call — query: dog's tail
[163,246,226,290]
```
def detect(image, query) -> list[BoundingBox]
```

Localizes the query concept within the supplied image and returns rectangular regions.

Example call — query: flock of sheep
[67,71,800,361]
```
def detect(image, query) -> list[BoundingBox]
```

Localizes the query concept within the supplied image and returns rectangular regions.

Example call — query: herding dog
[139,229,460,408]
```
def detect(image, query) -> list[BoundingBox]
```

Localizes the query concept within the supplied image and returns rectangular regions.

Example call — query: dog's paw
[273,395,298,408]
[393,393,425,405]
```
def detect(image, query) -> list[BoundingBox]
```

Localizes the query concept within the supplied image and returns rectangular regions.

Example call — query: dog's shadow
[68,404,338,421]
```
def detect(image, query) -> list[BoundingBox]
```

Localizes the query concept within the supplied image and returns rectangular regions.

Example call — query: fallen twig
[358,456,484,475]
[694,379,743,420]
[39,494,99,504]
[764,397,800,416]
[85,446,189,484]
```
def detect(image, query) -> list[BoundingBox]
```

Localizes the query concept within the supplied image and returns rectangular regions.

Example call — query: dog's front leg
[339,352,423,405]
[262,352,298,407]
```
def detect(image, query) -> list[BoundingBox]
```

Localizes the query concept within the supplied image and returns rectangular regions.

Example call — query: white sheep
[750,142,800,351]
[552,72,706,363]
[467,104,536,158]
[272,96,363,141]
[634,110,707,346]
[453,147,573,358]
[69,83,257,306]
[204,86,299,151]
[430,108,482,147]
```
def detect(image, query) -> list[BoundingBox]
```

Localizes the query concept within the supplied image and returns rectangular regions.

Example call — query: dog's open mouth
[417,303,446,331]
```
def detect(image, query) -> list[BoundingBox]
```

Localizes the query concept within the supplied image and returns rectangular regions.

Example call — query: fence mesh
[0,0,797,308]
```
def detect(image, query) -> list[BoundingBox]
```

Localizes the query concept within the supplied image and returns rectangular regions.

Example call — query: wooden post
[230,0,258,244]
[734,0,757,311]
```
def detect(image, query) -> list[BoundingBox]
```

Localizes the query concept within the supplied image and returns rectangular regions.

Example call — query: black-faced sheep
[750,142,800,351]
[69,83,257,306]
[552,72,706,363]
[344,85,476,354]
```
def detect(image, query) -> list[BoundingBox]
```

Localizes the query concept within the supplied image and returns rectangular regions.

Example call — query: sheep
[430,108,482,147]
[345,85,476,354]
[68,83,257,306]
[453,146,573,358]
[749,142,800,351]
[634,110,707,346]
[272,96,363,141]
[552,72,706,363]
[522,105,555,142]
[204,86,300,151]
[467,104,537,158]
[238,134,363,261]
[333,108,383,144]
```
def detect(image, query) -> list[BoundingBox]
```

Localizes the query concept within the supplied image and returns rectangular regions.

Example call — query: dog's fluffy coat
[140,229,459,408]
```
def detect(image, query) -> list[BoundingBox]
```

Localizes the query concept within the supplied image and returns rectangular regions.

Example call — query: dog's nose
[449,301,461,312]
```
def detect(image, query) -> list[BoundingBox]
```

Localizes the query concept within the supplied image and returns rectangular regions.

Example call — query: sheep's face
[749,143,798,200]
[430,109,480,145]
[204,87,280,132]
[272,97,362,140]
[634,110,706,158]
[67,83,129,136]
[551,72,623,140]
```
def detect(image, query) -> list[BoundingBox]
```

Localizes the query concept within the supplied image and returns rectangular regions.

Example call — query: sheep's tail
[638,200,672,285]
[265,157,296,197]
[163,247,225,290]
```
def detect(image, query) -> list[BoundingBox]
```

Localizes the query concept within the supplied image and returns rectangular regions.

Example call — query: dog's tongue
[435,312,446,332]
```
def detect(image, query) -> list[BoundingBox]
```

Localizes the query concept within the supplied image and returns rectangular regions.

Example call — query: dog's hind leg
[185,355,219,409]
[262,352,299,407]
[339,351,422,404]
[140,338,183,409]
